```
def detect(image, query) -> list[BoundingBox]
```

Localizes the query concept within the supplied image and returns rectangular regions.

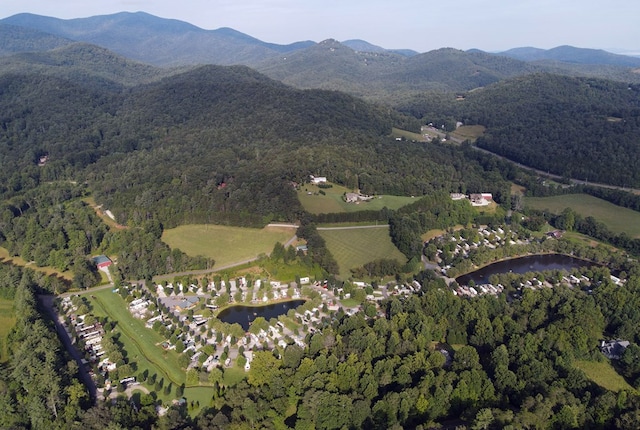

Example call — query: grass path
[0,247,74,282]
[0,298,16,363]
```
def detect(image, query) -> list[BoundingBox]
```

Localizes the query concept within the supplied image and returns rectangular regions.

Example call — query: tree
[247,351,281,387]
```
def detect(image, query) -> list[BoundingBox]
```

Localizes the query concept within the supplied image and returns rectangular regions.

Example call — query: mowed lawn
[526,193,640,238]
[0,298,16,363]
[87,289,186,392]
[319,227,407,279]
[574,360,636,393]
[298,182,416,215]
[162,225,295,267]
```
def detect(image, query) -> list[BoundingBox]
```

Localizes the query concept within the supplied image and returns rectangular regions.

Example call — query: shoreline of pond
[454,252,603,286]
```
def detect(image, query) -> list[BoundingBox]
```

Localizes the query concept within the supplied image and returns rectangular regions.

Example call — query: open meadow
[298,182,417,215]
[574,360,636,393]
[319,226,406,279]
[0,298,16,363]
[162,225,295,267]
[526,193,640,238]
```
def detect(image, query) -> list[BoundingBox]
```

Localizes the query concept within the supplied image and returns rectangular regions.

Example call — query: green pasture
[162,225,295,267]
[87,289,186,398]
[574,360,636,393]
[319,226,407,279]
[298,182,417,215]
[0,298,16,363]
[526,193,640,238]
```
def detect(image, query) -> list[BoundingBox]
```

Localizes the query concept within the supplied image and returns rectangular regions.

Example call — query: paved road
[470,145,640,194]
[38,295,98,402]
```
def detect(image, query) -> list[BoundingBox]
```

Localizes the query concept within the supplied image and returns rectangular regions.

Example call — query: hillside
[0,42,178,89]
[0,50,517,229]
[461,74,640,187]
[0,23,73,55]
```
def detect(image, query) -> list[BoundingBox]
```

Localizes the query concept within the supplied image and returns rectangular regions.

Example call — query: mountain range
[2,11,639,71]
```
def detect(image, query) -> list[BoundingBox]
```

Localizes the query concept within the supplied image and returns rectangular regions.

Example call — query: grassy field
[298,182,417,215]
[0,298,16,363]
[0,247,74,282]
[450,125,486,142]
[162,225,295,267]
[574,360,636,393]
[526,194,640,238]
[87,289,186,398]
[319,227,407,279]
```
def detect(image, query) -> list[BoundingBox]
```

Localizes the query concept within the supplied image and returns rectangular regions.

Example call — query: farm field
[298,182,417,215]
[162,225,295,268]
[86,289,187,399]
[574,360,636,393]
[0,298,16,363]
[319,226,406,279]
[526,193,640,238]
[0,247,74,282]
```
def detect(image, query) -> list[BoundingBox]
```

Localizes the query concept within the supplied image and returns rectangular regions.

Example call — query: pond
[456,254,596,286]
[217,300,306,331]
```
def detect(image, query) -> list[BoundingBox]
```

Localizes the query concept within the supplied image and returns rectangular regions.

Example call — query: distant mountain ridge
[497,45,640,67]
[0,12,315,66]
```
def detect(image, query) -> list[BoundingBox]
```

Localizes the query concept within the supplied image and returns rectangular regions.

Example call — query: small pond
[456,254,596,286]
[217,300,306,331]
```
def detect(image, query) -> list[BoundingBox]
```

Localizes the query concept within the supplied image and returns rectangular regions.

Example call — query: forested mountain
[0,12,314,66]
[498,45,640,67]
[399,73,640,187]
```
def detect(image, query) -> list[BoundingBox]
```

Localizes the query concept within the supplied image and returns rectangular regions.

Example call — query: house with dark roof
[600,339,630,359]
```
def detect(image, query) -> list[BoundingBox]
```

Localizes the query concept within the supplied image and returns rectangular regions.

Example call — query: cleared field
[574,360,636,393]
[392,127,425,141]
[319,227,407,279]
[298,182,416,215]
[0,247,74,282]
[0,298,16,363]
[526,194,640,238]
[87,289,186,394]
[450,125,486,142]
[162,225,295,267]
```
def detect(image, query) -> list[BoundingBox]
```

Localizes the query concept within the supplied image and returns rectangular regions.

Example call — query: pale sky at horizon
[1,0,638,54]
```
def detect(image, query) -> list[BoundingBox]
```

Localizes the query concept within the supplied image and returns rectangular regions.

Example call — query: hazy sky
[2,0,639,53]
